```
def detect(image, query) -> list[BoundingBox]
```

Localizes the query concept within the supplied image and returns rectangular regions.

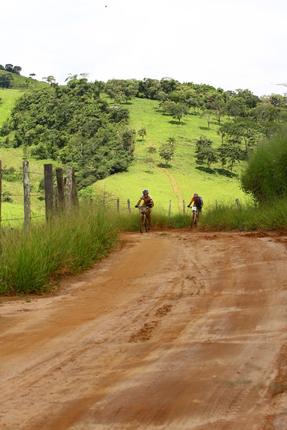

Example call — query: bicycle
[188,205,199,227]
[136,205,151,233]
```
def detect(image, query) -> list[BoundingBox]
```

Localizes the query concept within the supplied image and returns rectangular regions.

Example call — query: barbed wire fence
[0,159,242,229]
[0,160,79,229]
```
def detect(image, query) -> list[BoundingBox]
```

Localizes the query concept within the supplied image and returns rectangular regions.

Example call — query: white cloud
[0,0,286,95]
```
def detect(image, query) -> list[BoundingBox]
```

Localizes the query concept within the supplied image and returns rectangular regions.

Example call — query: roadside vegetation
[202,129,287,230]
[0,205,118,294]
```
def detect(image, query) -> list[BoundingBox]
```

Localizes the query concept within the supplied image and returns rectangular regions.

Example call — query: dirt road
[1,231,287,430]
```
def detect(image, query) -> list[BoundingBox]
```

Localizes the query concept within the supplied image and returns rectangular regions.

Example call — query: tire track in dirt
[0,232,287,430]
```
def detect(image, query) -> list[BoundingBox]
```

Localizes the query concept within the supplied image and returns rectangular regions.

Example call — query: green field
[92,98,248,213]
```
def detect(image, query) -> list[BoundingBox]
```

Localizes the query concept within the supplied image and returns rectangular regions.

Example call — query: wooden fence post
[44,164,53,221]
[183,200,186,215]
[116,198,120,213]
[168,200,172,217]
[0,160,2,228]
[56,168,65,212]
[66,167,79,208]
[127,199,131,213]
[23,160,31,229]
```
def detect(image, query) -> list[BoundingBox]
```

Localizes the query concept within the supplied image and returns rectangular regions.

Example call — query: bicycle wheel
[144,215,149,232]
[140,213,145,233]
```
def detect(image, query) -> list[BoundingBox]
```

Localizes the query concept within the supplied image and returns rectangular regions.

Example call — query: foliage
[2,79,135,187]
[105,79,139,103]
[0,63,22,74]
[159,139,175,166]
[195,137,217,167]
[161,100,189,123]
[0,73,12,88]
[0,205,118,294]
[202,198,287,230]
[217,139,245,170]
[241,129,287,202]
[2,191,13,202]
[137,127,147,140]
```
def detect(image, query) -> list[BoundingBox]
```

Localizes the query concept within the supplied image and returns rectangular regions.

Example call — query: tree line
[102,78,287,173]
[0,63,22,88]
[0,78,135,188]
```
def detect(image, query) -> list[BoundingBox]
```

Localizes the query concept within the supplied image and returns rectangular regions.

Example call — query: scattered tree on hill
[147,146,157,153]
[161,100,189,123]
[195,137,217,168]
[159,139,175,167]
[201,110,213,129]
[137,127,147,140]
[42,75,57,85]
[217,139,244,170]
[0,73,12,88]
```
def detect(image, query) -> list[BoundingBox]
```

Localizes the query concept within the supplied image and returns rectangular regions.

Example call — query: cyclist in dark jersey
[187,193,203,212]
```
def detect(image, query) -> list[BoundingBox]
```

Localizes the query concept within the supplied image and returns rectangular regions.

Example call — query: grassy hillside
[1,91,249,224]
[0,88,23,124]
[0,70,46,90]
[91,98,248,212]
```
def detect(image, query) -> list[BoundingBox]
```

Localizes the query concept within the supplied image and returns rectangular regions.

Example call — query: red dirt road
[1,231,287,430]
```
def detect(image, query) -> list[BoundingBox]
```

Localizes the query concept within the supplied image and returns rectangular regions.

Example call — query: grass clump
[202,199,287,231]
[0,205,118,294]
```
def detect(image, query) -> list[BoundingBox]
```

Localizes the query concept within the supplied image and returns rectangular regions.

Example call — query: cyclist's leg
[146,209,151,230]
[140,213,145,233]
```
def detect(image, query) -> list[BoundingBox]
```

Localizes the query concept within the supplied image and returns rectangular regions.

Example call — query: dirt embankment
[1,231,287,430]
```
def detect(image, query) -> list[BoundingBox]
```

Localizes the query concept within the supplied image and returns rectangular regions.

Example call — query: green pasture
[0,88,23,124]
[92,98,248,212]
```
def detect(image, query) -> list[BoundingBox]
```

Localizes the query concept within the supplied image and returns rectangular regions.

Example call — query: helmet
[194,193,198,197]
[142,189,149,195]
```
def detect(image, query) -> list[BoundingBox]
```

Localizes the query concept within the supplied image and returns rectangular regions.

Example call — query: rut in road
[1,231,287,430]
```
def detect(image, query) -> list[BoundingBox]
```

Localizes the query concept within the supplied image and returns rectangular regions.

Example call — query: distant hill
[0,70,46,90]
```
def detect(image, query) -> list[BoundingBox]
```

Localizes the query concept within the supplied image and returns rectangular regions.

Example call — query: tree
[138,127,147,141]
[201,110,213,129]
[0,74,12,88]
[159,140,175,167]
[13,65,22,75]
[195,137,217,167]
[5,64,14,73]
[42,75,57,85]
[217,139,244,170]
[161,101,188,123]
[147,146,157,153]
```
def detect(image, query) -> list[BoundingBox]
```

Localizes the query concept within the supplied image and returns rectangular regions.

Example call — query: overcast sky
[1,0,286,95]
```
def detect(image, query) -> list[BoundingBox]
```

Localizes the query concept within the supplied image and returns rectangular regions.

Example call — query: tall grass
[2,199,286,295]
[116,210,191,231]
[0,205,118,294]
[202,199,287,230]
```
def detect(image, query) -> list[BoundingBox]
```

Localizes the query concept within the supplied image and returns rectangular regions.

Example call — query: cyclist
[135,189,154,229]
[187,193,203,221]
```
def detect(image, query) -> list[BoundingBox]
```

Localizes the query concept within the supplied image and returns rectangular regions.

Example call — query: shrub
[241,129,287,202]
